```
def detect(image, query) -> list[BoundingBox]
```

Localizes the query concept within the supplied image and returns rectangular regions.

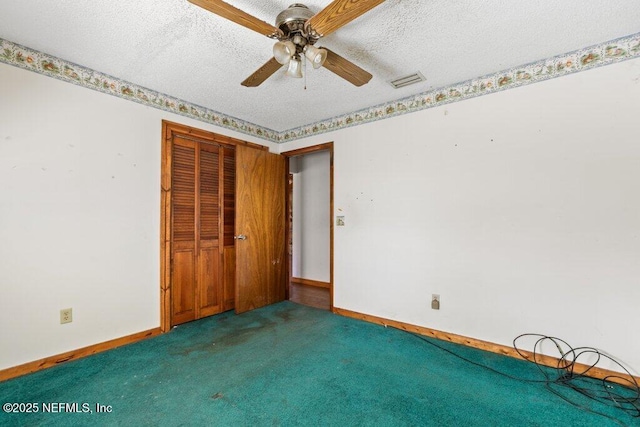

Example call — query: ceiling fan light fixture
[273,40,296,65]
[304,45,327,69]
[286,56,303,78]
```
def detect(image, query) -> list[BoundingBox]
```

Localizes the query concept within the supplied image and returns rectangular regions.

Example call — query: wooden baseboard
[333,307,639,387]
[291,277,331,289]
[0,327,162,382]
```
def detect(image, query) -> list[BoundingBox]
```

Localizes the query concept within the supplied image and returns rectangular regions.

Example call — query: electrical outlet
[431,294,440,310]
[60,308,73,324]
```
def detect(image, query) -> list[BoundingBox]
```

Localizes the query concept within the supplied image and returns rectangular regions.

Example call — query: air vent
[389,72,426,89]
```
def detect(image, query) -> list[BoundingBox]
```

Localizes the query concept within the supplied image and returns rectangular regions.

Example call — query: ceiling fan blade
[241,57,283,87]
[189,0,281,38]
[321,48,372,87]
[306,0,386,37]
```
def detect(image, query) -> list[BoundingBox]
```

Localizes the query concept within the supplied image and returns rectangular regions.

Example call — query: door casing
[281,142,334,310]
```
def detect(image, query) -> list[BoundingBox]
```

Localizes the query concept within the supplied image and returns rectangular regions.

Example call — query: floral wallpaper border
[2,33,639,144]
[0,38,280,142]
[281,32,640,142]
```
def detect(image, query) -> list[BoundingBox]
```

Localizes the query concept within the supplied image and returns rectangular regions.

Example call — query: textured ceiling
[1,1,640,133]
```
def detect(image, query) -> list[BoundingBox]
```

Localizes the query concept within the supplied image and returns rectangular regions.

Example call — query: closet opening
[160,121,286,331]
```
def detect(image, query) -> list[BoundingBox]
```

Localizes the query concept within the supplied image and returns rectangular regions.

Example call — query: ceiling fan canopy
[275,3,315,34]
[188,0,386,87]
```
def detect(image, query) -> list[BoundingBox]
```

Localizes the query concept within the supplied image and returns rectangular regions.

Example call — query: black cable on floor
[407,331,640,426]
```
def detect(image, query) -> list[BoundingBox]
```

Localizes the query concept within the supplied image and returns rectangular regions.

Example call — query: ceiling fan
[188,0,386,87]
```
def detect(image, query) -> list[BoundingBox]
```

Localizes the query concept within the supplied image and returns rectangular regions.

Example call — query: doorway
[282,143,334,310]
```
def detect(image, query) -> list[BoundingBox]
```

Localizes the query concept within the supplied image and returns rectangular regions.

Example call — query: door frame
[160,120,267,333]
[281,142,334,310]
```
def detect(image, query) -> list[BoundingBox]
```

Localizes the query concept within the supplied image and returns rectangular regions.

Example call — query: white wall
[290,151,331,282]
[3,55,639,375]
[0,63,276,370]
[279,57,640,374]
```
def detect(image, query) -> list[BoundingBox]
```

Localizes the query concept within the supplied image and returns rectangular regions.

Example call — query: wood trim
[160,122,172,333]
[328,145,334,311]
[281,142,333,157]
[333,307,640,387]
[285,171,293,301]
[161,120,268,151]
[291,277,331,289]
[0,328,161,382]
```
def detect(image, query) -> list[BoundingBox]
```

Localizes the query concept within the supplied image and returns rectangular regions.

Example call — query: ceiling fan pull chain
[304,55,307,90]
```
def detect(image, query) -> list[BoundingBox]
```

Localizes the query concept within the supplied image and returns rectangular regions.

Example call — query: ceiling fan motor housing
[276,3,318,51]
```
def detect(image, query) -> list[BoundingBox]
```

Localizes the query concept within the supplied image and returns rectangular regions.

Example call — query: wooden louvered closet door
[171,135,235,325]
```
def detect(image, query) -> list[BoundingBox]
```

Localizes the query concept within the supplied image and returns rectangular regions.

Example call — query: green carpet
[0,302,636,426]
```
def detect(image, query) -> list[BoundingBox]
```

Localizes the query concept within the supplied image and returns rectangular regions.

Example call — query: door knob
[235,234,247,241]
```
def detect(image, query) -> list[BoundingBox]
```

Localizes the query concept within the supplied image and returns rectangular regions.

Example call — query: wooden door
[170,135,234,325]
[196,142,223,319]
[170,137,198,325]
[235,145,286,313]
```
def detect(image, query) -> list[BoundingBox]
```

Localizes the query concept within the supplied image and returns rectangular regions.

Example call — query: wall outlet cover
[431,294,440,310]
[60,308,73,324]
